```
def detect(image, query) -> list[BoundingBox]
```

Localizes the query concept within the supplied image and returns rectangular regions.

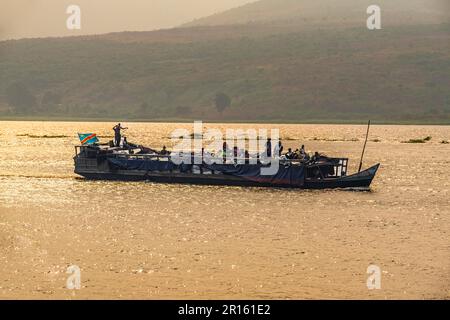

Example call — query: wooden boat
[73,144,379,190]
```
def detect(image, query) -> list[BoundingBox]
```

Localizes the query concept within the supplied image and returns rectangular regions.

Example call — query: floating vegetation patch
[402,136,432,143]
[190,133,203,139]
[310,137,359,142]
[17,134,68,138]
[169,135,275,141]
[441,140,449,144]
[171,133,204,139]
[371,139,381,142]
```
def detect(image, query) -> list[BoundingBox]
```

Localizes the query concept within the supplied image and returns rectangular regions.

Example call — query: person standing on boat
[245,150,250,164]
[265,138,272,158]
[274,140,283,157]
[222,141,229,163]
[113,123,127,147]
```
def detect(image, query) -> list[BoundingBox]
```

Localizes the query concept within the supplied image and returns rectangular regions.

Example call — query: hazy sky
[0,0,256,40]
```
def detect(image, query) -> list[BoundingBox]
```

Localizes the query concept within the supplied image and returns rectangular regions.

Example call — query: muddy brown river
[0,121,449,299]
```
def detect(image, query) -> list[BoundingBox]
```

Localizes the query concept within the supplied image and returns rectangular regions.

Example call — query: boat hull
[75,164,380,190]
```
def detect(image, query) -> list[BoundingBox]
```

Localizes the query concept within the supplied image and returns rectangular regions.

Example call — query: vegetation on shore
[0,1,449,124]
[1,115,449,125]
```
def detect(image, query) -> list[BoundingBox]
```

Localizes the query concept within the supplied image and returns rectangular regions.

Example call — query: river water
[0,121,449,299]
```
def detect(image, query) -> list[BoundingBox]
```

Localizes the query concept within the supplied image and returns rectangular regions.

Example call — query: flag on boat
[78,133,99,145]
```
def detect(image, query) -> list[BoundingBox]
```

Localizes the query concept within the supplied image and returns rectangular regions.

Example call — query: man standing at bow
[113,123,128,147]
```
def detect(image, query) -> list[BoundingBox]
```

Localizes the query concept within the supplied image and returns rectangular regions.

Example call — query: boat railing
[108,152,282,164]
[308,158,348,178]
[75,145,348,176]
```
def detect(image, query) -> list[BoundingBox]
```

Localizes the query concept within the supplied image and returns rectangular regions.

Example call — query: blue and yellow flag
[78,133,99,145]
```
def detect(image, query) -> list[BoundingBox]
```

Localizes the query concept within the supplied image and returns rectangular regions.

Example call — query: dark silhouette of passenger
[277,140,284,156]
[113,123,128,147]
[233,146,239,164]
[299,145,309,161]
[223,142,228,163]
[312,152,321,162]
[160,146,170,155]
[122,137,129,149]
[286,148,294,159]
[265,138,272,158]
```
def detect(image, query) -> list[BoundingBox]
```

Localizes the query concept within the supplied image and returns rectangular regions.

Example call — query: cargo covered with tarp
[108,158,176,171]
[107,157,305,186]
[205,163,305,186]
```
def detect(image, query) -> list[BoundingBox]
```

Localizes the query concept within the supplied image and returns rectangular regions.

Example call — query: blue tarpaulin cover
[107,158,304,186]
[205,163,305,186]
[108,158,176,171]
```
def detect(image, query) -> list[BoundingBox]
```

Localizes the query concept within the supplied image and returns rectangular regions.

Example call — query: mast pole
[358,120,371,173]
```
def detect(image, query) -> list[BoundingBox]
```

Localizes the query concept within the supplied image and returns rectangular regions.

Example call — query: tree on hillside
[5,82,37,114]
[214,92,231,113]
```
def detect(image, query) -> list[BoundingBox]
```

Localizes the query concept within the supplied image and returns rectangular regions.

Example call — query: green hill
[0,0,449,123]
[183,0,450,27]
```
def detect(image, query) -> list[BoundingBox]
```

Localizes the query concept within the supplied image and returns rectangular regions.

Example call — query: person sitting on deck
[113,123,128,147]
[160,145,170,155]
[299,145,309,161]
[285,148,294,159]
[300,144,306,155]
[312,152,322,163]
[122,137,130,149]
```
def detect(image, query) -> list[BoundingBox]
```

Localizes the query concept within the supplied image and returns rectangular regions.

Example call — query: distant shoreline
[0,116,449,125]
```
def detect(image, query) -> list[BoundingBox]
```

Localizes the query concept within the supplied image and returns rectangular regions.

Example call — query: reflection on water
[1,121,449,203]
[0,121,449,299]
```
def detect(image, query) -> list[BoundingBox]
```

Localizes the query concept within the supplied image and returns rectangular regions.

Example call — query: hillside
[184,0,450,27]
[0,1,449,123]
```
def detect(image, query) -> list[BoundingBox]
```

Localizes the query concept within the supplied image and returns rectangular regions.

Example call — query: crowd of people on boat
[111,123,324,164]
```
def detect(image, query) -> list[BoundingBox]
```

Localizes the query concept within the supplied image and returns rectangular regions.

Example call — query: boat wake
[0,173,75,180]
